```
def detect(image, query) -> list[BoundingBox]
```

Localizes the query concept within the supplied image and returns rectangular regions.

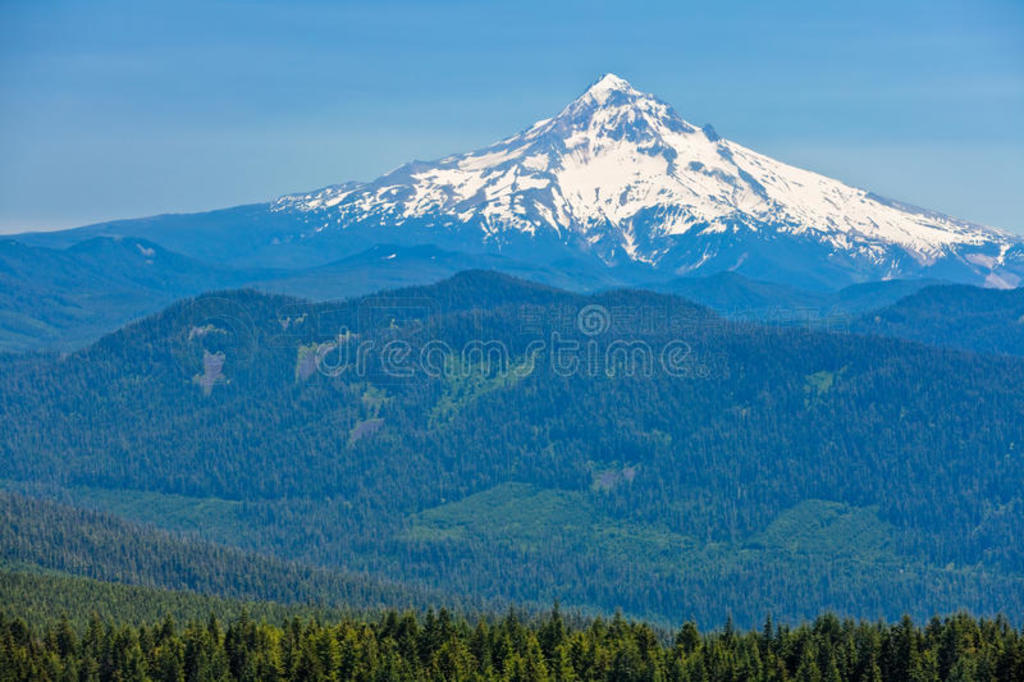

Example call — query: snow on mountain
[272,74,1023,288]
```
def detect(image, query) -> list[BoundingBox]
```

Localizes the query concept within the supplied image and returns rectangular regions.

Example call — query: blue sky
[1,0,1021,234]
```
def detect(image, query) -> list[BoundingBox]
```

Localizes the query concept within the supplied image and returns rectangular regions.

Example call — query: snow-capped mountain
[273,73,1023,289]
[19,74,1023,290]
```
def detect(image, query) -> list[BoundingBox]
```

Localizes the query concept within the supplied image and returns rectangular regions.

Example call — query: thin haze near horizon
[0,0,1021,235]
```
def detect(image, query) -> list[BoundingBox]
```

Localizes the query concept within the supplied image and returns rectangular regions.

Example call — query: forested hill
[0,491,463,615]
[2,271,1024,626]
[853,284,1024,356]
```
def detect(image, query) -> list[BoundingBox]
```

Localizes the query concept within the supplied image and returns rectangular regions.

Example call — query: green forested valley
[2,272,1024,629]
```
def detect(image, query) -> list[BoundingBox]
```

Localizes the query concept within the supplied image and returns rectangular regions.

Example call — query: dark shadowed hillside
[853,284,1024,356]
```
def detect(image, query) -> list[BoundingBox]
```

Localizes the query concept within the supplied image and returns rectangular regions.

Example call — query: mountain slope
[0,236,265,352]
[0,238,617,353]
[0,567,347,630]
[0,491,454,613]
[3,272,1024,625]
[653,272,942,320]
[854,284,1024,355]
[248,243,624,301]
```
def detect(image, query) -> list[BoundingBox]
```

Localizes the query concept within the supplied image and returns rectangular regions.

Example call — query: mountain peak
[272,75,1022,288]
[552,72,680,135]
[581,73,636,103]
